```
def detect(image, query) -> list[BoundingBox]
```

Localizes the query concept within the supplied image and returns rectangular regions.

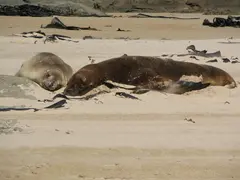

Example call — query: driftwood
[128,13,200,20]
[206,59,218,63]
[0,99,67,112]
[115,92,140,100]
[116,28,131,32]
[41,17,99,31]
[203,16,240,28]
[177,45,222,58]
[38,91,109,103]
[13,30,79,43]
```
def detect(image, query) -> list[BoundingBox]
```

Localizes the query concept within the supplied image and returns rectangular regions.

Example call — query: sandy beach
[0,14,240,180]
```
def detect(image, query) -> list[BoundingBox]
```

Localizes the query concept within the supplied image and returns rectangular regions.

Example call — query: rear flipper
[165,80,210,94]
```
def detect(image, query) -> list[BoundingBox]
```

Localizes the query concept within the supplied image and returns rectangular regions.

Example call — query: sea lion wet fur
[64,55,236,96]
[16,52,73,91]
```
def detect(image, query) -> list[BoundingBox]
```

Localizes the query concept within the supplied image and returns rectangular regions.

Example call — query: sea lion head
[63,64,103,96]
[41,70,63,91]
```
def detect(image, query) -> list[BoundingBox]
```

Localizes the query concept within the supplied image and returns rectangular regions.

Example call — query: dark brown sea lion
[63,55,236,96]
[16,52,73,92]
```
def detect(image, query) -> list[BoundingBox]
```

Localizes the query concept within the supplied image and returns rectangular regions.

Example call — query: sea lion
[63,55,236,96]
[16,52,73,91]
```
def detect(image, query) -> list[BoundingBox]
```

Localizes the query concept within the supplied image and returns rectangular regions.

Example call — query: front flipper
[164,80,210,94]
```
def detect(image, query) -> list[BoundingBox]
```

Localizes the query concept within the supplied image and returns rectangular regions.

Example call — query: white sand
[0,35,240,180]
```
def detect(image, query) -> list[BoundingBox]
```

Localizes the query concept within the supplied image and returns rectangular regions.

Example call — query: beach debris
[232,60,240,64]
[41,17,100,31]
[224,101,230,104]
[117,28,131,32]
[13,30,79,43]
[222,58,231,63]
[184,118,196,123]
[114,37,140,40]
[131,89,150,94]
[78,175,86,178]
[0,99,67,112]
[190,56,199,60]
[93,98,103,104]
[38,90,109,103]
[65,130,73,135]
[128,13,200,20]
[203,16,240,28]
[206,59,218,63]
[175,45,221,58]
[13,30,46,39]
[115,92,141,100]
[88,56,96,64]
[161,54,169,57]
[43,35,58,44]
[43,99,67,109]
[231,57,239,60]
[231,57,240,63]
[83,36,102,40]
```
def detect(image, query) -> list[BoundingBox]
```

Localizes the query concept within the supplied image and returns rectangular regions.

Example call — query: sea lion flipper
[165,81,211,94]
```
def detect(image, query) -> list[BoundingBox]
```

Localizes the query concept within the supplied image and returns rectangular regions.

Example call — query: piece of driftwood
[128,13,200,20]
[203,16,240,28]
[206,59,218,63]
[38,91,109,103]
[0,99,67,112]
[13,30,79,43]
[44,34,79,43]
[41,17,99,31]
[117,28,131,32]
[177,45,222,58]
[13,30,46,39]
[115,92,140,100]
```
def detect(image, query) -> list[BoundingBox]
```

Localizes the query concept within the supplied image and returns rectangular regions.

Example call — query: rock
[0,2,110,17]
[0,75,45,100]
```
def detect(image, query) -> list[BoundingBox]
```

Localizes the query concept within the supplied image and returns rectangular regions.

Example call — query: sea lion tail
[165,80,211,94]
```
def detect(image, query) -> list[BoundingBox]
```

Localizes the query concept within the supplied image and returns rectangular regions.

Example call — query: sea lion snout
[42,76,61,92]
[64,73,94,96]
[64,65,104,96]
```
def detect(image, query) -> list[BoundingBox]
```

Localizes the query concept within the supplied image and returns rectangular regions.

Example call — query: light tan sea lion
[63,55,236,96]
[16,52,73,91]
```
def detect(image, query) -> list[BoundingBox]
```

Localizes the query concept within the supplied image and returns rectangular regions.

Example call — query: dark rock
[0,3,110,17]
